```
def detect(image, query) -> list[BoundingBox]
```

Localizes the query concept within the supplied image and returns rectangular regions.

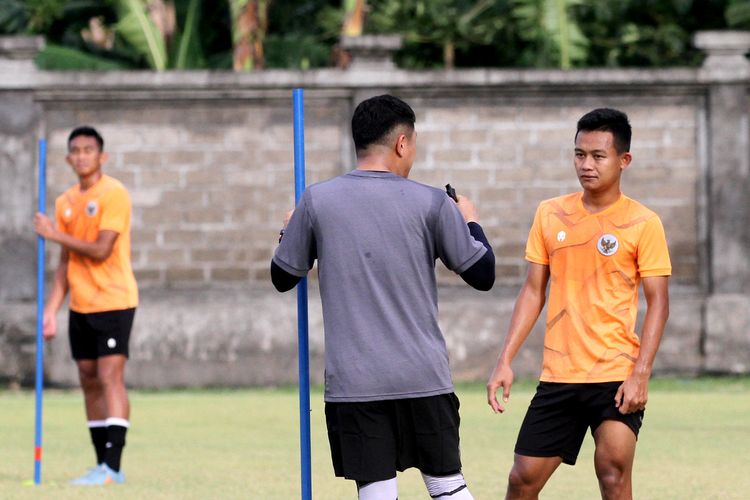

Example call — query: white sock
[422,472,474,499]
[105,417,130,428]
[357,477,398,500]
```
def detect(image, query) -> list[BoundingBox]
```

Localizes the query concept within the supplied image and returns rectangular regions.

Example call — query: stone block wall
[44,99,349,288]
[406,96,702,288]
[42,95,701,292]
[1,32,748,387]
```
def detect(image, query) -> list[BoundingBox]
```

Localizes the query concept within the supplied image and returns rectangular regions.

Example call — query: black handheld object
[445,184,458,202]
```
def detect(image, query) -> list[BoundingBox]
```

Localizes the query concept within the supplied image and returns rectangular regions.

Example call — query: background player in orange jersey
[486,108,671,500]
[34,126,138,485]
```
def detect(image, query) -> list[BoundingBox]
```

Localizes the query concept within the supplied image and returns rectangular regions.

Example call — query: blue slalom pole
[34,138,46,485]
[293,88,312,500]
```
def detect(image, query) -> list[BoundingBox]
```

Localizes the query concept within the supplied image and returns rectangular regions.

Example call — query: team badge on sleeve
[86,201,98,217]
[597,234,619,256]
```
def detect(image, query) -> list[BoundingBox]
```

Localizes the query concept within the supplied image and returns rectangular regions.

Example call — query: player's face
[66,135,106,179]
[574,130,631,194]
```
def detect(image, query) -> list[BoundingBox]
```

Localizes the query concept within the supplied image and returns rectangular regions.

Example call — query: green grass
[1,378,749,499]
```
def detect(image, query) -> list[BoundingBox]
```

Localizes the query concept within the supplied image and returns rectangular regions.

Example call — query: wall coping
[341,34,403,70]
[6,67,708,100]
[0,35,44,59]
[694,30,750,81]
[3,31,749,95]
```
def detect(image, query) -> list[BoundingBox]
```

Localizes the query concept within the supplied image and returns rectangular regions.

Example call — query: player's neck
[79,170,103,191]
[356,157,408,178]
[582,188,621,214]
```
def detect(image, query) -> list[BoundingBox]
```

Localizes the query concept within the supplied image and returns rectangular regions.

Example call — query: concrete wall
[1,33,748,388]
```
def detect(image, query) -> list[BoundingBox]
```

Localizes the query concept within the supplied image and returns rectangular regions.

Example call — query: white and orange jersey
[55,175,138,313]
[526,192,671,383]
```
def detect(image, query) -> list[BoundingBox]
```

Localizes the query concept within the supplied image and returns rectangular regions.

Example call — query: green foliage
[34,43,131,70]
[264,33,331,69]
[727,0,750,28]
[173,0,205,69]
[267,0,339,68]
[366,0,507,68]
[0,0,743,70]
[511,0,589,68]
[0,0,66,34]
[114,0,167,70]
[577,0,730,67]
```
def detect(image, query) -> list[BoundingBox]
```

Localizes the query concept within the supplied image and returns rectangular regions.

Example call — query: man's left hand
[615,372,649,414]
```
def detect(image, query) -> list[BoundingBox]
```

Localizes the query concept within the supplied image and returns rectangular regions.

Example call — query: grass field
[1,378,749,499]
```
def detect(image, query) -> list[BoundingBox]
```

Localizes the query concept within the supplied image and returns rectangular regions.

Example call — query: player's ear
[619,151,632,171]
[65,153,74,167]
[100,151,109,164]
[395,134,407,158]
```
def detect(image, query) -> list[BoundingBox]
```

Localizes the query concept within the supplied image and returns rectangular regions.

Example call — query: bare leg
[97,354,129,419]
[506,454,562,500]
[593,420,637,500]
[77,359,106,420]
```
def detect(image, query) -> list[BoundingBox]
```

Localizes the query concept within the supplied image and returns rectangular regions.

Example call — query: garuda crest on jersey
[597,234,619,256]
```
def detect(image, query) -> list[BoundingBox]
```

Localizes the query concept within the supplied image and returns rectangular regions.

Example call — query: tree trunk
[231,0,270,71]
[341,0,366,37]
[443,40,455,69]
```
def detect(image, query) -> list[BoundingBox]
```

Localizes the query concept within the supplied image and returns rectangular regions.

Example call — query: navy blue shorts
[325,393,463,482]
[515,382,644,465]
[68,308,135,360]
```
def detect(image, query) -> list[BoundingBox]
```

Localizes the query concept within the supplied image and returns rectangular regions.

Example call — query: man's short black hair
[352,95,416,153]
[576,108,631,154]
[68,126,104,151]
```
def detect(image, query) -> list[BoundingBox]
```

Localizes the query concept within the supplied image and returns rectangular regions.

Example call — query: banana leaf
[35,43,133,70]
[114,0,167,70]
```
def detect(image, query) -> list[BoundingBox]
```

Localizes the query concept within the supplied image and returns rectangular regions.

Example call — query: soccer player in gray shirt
[272,94,495,500]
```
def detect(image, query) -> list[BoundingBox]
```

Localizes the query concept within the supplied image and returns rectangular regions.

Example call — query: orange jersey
[525,192,671,383]
[55,175,138,313]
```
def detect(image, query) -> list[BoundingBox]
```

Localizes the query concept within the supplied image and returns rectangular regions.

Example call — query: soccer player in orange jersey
[486,108,671,500]
[34,126,138,485]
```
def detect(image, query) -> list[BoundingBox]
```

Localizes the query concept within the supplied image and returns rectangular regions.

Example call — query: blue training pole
[293,88,312,500]
[34,138,47,485]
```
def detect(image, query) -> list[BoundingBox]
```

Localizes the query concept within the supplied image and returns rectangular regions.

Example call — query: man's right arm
[459,222,495,290]
[451,194,495,290]
[271,261,301,292]
[270,198,316,293]
[43,248,70,340]
[486,262,549,413]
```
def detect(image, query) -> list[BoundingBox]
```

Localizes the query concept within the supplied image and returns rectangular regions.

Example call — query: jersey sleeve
[99,187,131,234]
[637,215,672,277]
[435,196,486,274]
[525,204,549,265]
[273,190,316,277]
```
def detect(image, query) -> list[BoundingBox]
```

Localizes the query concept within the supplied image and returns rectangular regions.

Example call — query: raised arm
[452,194,495,290]
[614,275,670,414]
[459,222,495,291]
[487,262,550,413]
[35,212,118,261]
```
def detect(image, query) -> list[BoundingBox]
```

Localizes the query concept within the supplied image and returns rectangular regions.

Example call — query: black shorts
[515,382,644,466]
[68,308,135,360]
[325,393,463,483]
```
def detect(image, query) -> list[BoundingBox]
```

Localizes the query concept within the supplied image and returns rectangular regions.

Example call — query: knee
[97,367,125,390]
[78,365,99,389]
[596,462,629,495]
[507,467,540,497]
